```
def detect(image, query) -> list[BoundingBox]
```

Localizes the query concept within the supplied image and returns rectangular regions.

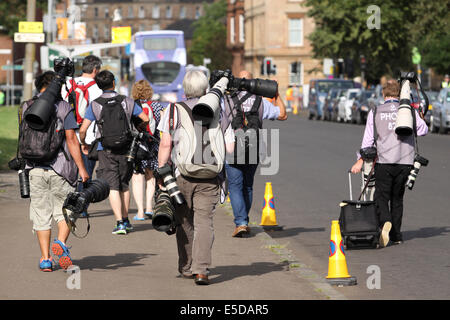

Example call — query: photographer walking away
[79,70,149,235]
[223,70,287,238]
[130,80,163,221]
[62,55,103,216]
[157,70,232,285]
[20,71,89,271]
[351,79,428,247]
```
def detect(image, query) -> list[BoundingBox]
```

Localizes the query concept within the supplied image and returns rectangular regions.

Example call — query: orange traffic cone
[260,182,283,231]
[326,220,357,286]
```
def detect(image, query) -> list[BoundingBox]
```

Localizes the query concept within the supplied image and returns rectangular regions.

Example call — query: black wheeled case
[339,171,380,249]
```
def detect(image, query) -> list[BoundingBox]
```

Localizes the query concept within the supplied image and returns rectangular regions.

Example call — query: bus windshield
[142,61,181,85]
[143,38,177,51]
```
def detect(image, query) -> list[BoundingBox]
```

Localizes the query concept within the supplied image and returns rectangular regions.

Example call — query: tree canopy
[304,0,449,80]
[0,0,49,37]
[188,0,232,71]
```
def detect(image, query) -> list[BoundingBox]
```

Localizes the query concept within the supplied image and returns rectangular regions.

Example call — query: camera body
[63,179,110,233]
[24,57,75,131]
[405,154,429,190]
[156,164,185,205]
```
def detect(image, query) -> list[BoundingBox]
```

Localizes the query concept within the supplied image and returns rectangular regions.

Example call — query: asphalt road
[248,112,450,300]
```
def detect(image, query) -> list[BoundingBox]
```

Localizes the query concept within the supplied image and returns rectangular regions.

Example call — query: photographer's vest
[22,99,78,186]
[374,101,415,165]
[224,91,264,165]
[90,92,135,144]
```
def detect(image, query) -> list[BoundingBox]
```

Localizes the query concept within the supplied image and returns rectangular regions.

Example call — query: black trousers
[374,163,412,242]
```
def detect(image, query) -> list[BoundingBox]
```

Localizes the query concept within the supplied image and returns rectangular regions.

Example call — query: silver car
[430,88,450,134]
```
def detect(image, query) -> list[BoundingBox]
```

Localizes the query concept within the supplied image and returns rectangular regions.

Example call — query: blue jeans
[76,153,97,212]
[225,163,258,227]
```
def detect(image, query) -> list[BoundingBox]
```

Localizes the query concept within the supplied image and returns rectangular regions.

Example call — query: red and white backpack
[66,79,96,125]
[139,100,157,136]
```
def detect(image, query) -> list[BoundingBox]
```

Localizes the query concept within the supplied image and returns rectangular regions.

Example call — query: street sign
[111,26,131,44]
[0,49,12,55]
[18,21,43,33]
[1,65,24,71]
[14,32,45,43]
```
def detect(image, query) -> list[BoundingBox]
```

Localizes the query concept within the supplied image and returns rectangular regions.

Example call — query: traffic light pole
[23,0,36,101]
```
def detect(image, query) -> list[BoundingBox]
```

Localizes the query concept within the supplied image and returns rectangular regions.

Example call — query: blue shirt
[84,91,143,150]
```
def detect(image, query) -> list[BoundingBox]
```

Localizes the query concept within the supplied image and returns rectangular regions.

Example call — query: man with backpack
[157,70,233,285]
[79,70,149,235]
[20,71,89,272]
[62,55,103,216]
[222,70,287,238]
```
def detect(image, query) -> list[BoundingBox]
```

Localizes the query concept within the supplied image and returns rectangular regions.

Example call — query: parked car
[351,89,375,124]
[307,79,354,120]
[429,88,450,134]
[323,88,341,121]
[423,90,439,126]
[337,88,361,123]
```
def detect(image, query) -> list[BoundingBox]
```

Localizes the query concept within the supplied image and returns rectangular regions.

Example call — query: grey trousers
[175,174,219,275]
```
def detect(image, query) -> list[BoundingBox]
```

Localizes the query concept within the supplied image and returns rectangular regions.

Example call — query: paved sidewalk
[0,171,341,300]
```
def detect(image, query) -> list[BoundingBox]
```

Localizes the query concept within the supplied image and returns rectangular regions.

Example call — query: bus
[131,30,186,103]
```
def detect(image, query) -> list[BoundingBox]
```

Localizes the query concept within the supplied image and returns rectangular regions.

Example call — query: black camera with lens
[152,189,177,235]
[405,154,429,190]
[24,57,75,131]
[8,157,30,199]
[63,179,110,237]
[209,69,278,99]
[155,164,185,205]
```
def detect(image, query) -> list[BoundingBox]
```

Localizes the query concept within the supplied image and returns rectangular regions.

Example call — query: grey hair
[183,70,208,98]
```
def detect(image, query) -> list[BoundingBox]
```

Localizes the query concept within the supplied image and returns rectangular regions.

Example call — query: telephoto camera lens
[157,164,185,205]
[152,190,177,233]
[406,155,429,190]
[18,170,30,199]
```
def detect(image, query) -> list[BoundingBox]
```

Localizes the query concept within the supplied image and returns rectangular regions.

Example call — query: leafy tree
[304,0,418,82]
[411,0,450,74]
[0,0,49,38]
[188,0,232,71]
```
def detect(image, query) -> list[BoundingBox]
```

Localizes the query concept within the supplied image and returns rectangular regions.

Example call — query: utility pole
[23,0,36,101]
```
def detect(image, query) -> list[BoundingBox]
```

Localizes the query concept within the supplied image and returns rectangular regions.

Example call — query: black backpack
[19,98,66,163]
[96,95,132,153]
[227,92,262,165]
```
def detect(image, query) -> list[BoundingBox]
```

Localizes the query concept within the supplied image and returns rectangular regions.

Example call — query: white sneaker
[379,222,392,248]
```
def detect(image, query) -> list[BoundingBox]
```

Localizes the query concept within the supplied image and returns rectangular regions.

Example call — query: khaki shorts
[29,168,75,232]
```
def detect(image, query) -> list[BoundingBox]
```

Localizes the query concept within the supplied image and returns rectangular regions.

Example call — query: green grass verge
[0,105,19,170]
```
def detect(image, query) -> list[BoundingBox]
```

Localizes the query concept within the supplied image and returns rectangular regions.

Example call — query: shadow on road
[402,226,450,241]
[265,227,326,239]
[210,261,289,284]
[72,253,157,271]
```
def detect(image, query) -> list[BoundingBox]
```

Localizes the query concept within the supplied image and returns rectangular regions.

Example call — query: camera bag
[339,167,380,250]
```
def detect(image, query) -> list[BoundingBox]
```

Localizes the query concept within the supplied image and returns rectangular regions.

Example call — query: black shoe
[194,274,209,285]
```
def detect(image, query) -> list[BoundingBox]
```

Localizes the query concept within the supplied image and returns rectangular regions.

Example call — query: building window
[128,6,133,18]
[139,24,146,32]
[94,7,98,18]
[195,6,201,19]
[230,17,235,44]
[138,6,145,18]
[179,6,186,19]
[152,23,160,31]
[93,25,98,41]
[288,18,303,46]
[104,25,109,40]
[166,6,172,19]
[152,5,160,19]
[289,61,302,85]
[105,7,109,18]
[239,14,245,43]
